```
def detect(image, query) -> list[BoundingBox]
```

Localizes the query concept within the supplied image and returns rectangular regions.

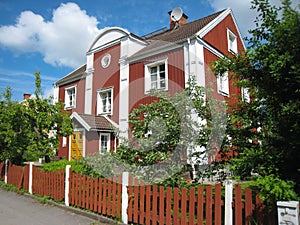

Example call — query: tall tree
[214,0,300,193]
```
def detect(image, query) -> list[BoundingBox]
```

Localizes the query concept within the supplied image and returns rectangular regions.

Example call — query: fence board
[181,188,187,224]
[152,185,158,225]
[159,185,165,224]
[173,187,179,225]
[166,187,172,225]
[197,186,204,225]
[206,185,213,225]
[145,185,151,225]
[215,183,222,225]
[235,184,243,225]
[139,182,145,224]
[189,187,195,225]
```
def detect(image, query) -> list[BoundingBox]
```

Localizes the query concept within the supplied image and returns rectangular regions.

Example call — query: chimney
[23,93,31,100]
[168,10,188,30]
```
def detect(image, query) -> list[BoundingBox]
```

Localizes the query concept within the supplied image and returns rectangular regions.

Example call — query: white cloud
[0,2,101,68]
[208,0,299,39]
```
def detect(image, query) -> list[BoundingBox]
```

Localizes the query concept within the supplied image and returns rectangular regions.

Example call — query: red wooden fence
[127,176,276,225]
[32,166,65,201]
[0,161,277,225]
[68,170,122,219]
[0,161,5,180]
[7,163,24,187]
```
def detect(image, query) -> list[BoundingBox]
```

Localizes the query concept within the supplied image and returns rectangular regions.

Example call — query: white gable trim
[70,112,91,131]
[87,27,147,54]
[197,8,246,50]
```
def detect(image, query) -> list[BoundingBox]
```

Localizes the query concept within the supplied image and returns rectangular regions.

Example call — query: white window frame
[99,133,111,154]
[217,71,230,96]
[64,85,76,109]
[144,58,168,93]
[242,87,250,103]
[62,136,67,147]
[227,29,237,54]
[97,87,113,115]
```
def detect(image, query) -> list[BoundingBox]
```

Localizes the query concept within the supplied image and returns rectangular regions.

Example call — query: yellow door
[70,131,84,161]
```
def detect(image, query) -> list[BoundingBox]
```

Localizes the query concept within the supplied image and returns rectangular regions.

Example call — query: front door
[70,131,84,161]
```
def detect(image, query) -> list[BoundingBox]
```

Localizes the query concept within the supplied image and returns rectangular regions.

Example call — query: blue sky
[0,0,298,101]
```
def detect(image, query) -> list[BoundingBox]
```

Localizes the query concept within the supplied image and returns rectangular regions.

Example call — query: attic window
[227,29,237,54]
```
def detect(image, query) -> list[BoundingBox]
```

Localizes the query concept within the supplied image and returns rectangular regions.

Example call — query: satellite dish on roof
[171,7,183,22]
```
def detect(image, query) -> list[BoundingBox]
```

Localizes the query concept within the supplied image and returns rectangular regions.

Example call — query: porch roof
[71,112,117,132]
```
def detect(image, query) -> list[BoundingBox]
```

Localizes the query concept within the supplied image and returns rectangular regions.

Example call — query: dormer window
[227,29,237,54]
[64,85,76,109]
[97,87,113,115]
[145,58,168,93]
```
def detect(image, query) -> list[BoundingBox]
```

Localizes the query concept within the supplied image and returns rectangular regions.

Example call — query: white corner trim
[70,112,91,131]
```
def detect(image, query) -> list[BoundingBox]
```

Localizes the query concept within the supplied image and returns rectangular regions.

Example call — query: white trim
[99,132,111,154]
[88,27,147,54]
[197,8,231,38]
[144,58,168,93]
[97,87,114,116]
[196,37,225,59]
[54,64,86,86]
[70,112,91,131]
[128,41,181,64]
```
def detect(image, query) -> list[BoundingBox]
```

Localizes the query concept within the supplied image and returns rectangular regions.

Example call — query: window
[62,137,67,147]
[99,133,110,154]
[227,29,237,54]
[242,87,250,103]
[97,88,113,115]
[145,58,168,93]
[65,85,76,109]
[217,71,229,96]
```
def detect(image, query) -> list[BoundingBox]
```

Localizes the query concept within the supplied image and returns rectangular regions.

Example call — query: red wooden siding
[58,79,86,114]
[92,44,120,124]
[129,49,185,112]
[204,48,241,106]
[202,14,245,56]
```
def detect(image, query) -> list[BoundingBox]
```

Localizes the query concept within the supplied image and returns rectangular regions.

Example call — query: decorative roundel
[101,53,111,68]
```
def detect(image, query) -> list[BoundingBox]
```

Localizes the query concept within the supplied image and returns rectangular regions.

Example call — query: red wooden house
[53,8,246,161]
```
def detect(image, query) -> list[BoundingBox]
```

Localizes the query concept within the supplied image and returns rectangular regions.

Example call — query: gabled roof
[71,112,117,131]
[54,64,86,86]
[128,9,226,62]
[55,9,233,84]
[147,9,226,42]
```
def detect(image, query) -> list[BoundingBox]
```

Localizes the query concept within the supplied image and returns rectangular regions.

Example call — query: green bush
[248,175,299,204]
[41,159,102,177]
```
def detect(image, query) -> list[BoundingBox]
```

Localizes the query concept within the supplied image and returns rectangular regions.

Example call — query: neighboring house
[54,8,246,161]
